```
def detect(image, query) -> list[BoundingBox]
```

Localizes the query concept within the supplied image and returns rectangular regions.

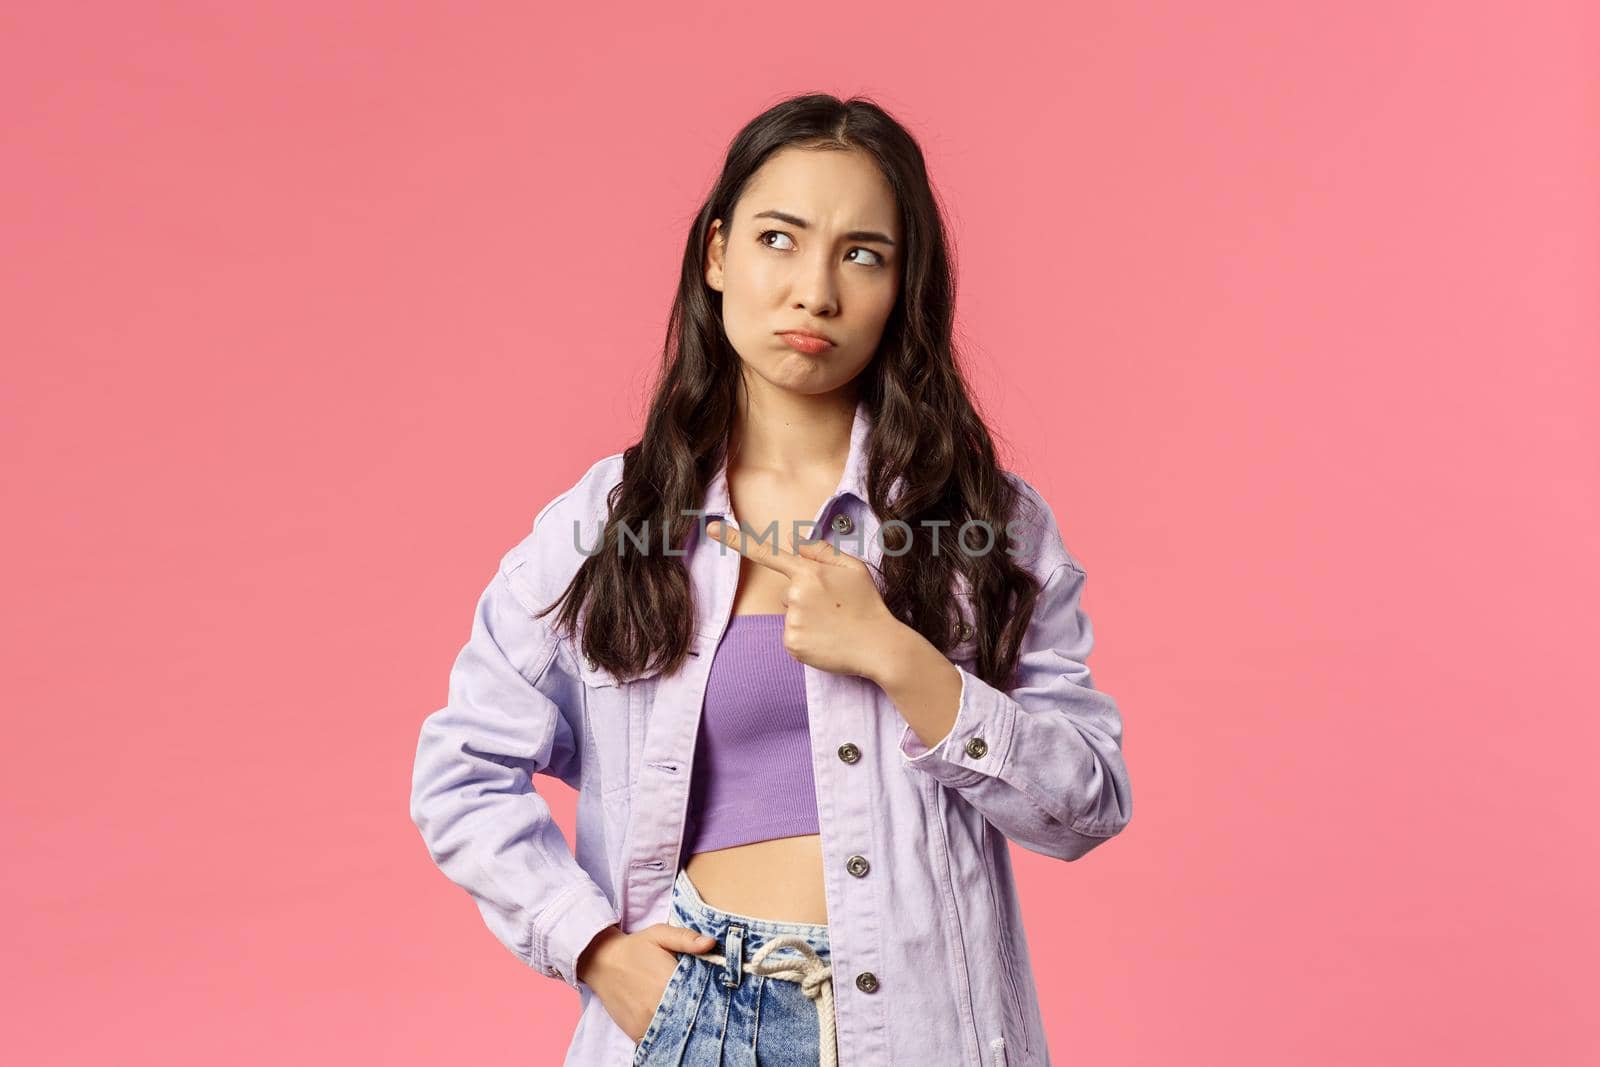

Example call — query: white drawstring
[689,934,837,1067]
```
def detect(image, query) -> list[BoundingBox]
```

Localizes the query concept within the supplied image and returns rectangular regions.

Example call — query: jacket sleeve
[409,558,620,989]
[897,557,1133,861]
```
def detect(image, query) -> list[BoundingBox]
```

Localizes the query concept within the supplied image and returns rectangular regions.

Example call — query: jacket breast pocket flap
[574,651,665,800]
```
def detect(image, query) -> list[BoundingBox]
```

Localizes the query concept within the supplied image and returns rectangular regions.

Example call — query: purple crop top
[682,613,820,856]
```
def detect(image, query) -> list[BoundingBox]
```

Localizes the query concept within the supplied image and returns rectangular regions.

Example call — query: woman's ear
[704,219,725,291]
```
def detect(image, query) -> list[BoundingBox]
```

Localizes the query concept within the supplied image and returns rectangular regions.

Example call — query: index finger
[706,519,805,578]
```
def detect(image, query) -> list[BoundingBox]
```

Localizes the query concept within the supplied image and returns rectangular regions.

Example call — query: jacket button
[964,736,989,759]
[846,854,870,877]
[831,513,854,535]
[837,742,861,764]
[544,964,561,978]
[855,971,879,993]
[955,620,975,642]
[583,656,597,672]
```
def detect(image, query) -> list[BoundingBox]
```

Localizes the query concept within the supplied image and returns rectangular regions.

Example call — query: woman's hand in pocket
[577,923,716,1042]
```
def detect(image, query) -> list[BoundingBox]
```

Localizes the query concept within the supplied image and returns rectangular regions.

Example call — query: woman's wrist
[575,923,624,985]
[867,617,938,690]
[871,619,963,749]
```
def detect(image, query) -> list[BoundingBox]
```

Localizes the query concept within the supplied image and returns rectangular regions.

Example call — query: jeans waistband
[667,866,838,1067]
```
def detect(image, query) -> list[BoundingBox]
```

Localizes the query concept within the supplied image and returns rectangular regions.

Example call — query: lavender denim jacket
[409,398,1132,1066]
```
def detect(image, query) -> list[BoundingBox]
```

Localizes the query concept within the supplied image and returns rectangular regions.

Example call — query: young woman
[410,94,1133,1067]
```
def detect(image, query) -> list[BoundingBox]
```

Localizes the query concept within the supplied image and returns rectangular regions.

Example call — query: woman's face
[705,145,902,398]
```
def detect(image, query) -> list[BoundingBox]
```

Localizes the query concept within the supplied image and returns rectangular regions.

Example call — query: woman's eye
[758,230,884,268]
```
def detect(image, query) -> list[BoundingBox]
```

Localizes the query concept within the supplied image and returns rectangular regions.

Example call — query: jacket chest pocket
[576,655,644,800]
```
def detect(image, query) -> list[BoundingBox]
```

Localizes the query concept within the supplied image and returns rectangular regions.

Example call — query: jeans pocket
[631,952,693,1066]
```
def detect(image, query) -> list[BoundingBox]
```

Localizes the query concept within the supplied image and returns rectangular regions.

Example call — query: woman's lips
[778,332,835,354]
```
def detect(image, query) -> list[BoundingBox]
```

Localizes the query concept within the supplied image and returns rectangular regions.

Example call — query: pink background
[4,2,1596,1064]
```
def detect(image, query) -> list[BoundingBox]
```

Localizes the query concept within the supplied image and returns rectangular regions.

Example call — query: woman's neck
[728,382,857,485]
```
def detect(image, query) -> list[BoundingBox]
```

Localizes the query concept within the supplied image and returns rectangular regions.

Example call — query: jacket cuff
[530,882,622,990]
[897,664,1019,789]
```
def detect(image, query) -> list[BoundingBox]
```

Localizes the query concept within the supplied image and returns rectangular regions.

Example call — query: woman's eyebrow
[751,209,897,246]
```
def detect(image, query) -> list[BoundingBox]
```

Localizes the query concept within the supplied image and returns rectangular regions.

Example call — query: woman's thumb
[670,928,716,952]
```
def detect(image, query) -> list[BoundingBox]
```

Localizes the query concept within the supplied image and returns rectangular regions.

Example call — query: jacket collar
[702,395,875,520]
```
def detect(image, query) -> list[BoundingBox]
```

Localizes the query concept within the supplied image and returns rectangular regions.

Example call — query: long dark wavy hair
[539,93,1045,691]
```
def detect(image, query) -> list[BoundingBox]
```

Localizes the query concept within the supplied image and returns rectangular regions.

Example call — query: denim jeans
[632,867,836,1067]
